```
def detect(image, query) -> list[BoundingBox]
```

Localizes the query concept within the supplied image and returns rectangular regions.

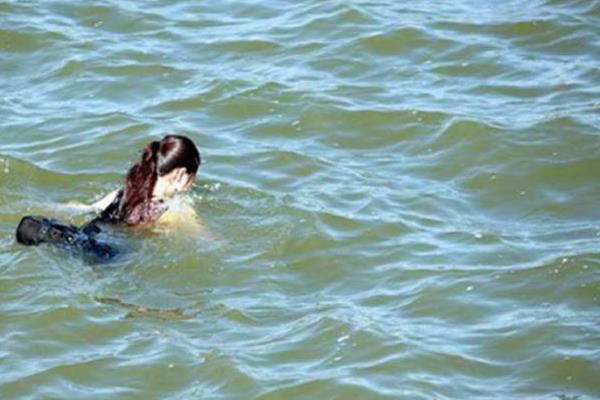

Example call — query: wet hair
[102,135,200,225]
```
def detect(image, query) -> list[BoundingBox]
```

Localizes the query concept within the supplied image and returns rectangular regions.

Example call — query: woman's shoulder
[121,197,167,226]
[155,196,203,233]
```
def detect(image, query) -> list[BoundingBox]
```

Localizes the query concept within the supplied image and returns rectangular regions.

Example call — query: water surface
[1,0,599,399]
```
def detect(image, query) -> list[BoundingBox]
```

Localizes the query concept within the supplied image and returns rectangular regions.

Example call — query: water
[1,0,599,398]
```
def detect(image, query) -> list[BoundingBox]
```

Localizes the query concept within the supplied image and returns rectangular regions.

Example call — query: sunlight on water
[1,0,599,399]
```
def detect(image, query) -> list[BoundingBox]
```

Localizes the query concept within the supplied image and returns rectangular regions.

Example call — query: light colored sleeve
[89,189,120,212]
[58,189,120,215]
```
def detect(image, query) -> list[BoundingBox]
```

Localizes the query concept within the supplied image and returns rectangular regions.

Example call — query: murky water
[1,1,599,399]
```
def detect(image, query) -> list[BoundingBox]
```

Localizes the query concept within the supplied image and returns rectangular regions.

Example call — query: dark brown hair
[102,135,200,225]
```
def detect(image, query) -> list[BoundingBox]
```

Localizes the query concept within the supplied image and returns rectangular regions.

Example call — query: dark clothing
[16,191,168,262]
[16,216,116,262]
[94,189,168,226]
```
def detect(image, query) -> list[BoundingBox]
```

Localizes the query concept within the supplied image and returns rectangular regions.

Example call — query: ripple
[357,27,456,57]
[211,39,282,53]
[1,0,600,398]
[0,28,68,52]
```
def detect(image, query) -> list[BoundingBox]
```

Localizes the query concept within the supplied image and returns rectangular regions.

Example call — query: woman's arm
[89,189,120,212]
[59,189,120,215]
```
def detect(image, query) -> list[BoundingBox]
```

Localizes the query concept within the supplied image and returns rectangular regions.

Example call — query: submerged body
[16,134,202,260]
[86,188,202,232]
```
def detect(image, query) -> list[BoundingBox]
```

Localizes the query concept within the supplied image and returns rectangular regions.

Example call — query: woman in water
[16,134,202,259]
[88,134,201,227]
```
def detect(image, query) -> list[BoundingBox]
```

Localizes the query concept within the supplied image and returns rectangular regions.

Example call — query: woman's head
[117,135,200,224]
[153,135,201,198]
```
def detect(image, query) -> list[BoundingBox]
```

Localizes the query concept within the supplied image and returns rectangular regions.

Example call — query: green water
[1,1,599,399]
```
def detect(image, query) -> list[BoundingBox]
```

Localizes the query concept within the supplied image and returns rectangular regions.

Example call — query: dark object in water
[16,216,116,261]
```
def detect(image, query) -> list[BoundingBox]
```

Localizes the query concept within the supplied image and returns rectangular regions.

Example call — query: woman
[16,134,202,259]
[88,134,201,227]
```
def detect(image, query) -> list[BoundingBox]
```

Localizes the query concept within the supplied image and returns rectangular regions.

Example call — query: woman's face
[153,167,195,199]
